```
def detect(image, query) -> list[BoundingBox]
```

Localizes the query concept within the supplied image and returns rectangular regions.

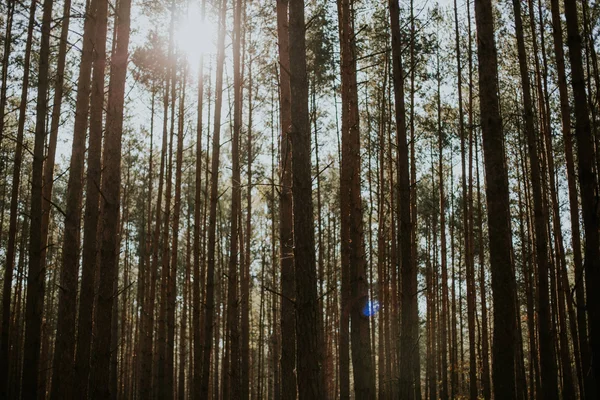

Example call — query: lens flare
[362,299,380,317]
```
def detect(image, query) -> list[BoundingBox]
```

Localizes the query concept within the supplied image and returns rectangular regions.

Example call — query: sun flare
[175,3,217,66]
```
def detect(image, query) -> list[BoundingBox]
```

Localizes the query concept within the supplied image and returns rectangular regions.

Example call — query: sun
[175,3,217,67]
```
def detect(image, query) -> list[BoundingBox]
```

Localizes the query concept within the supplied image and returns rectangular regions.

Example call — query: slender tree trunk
[225,0,243,392]
[0,0,13,149]
[45,0,77,395]
[289,0,326,394]
[475,132,491,400]
[473,0,518,396]
[88,0,131,394]
[74,0,110,393]
[193,2,206,397]
[180,207,192,400]
[276,0,297,398]
[563,0,600,390]
[409,5,422,397]
[454,0,477,396]
[336,0,376,396]
[511,0,559,397]
[140,83,167,399]
[389,0,419,397]
[528,0,577,395]
[0,0,14,282]
[169,66,186,400]
[0,0,35,394]
[68,0,101,394]
[241,51,253,400]
[549,0,594,396]
[377,78,387,399]
[200,0,226,395]
[21,0,53,396]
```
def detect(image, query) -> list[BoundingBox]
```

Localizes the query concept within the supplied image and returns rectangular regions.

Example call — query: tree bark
[225,0,244,392]
[241,49,253,400]
[511,0,559,397]
[45,0,76,395]
[88,0,131,394]
[276,0,297,398]
[0,0,34,394]
[193,3,206,397]
[564,0,600,390]
[74,0,110,394]
[337,0,376,396]
[288,0,326,395]
[389,0,419,397]
[21,0,53,396]
[549,0,594,396]
[199,0,226,396]
[473,0,518,397]
[66,0,100,393]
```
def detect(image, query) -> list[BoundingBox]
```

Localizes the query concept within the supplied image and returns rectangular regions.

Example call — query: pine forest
[0,0,599,397]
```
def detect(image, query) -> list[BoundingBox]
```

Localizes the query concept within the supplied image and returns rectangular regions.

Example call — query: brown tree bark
[511,0,559,397]
[180,207,192,400]
[169,66,186,400]
[289,0,326,395]
[45,0,76,395]
[390,0,419,397]
[454,0,477,396]
[65,0,100,394]
[476,132,491,400]
[473,0,519,397]
[88,0,131,394]
[0,0,35,394]
[193,3,206,397]
[225,0,244,392]
[140,82,168,399]
[564,0,600,390]
[0,0,13,150]
[434,49,447,400]
[73,0,110,394]
[241,49,253,400]
[276,0,297,398]
[157,9,177,394]
[200,0,227,395]
[549,0,593,396]
[336,0,376,396]
[21,0,53,396]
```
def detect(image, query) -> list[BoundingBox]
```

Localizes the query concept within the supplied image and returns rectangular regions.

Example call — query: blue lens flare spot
[362,299,380,317]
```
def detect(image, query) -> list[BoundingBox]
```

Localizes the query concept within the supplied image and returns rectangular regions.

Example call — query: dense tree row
[0,0,599,397]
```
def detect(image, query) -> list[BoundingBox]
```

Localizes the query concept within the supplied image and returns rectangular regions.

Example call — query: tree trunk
[169,66,186,400]
[336,0,376,396]
[511,0,559,397]
[241,50,253,400]
[276,0,297,398]
[21,0,53,396]
[67,0,100,393]
[549,0,594,396]
[288,0,326,395]
[473,0,518,397]
[45,0,76,395]
[564,0,600,390]
[200,0,226,395]
[0,0,14,150]
[74,0,110,393]
[0,0,35,394]
[476,132,491,400]
[226,0,244,392]
[389,0,419,397]
[193,2,206,397]
[88,0,131,394]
